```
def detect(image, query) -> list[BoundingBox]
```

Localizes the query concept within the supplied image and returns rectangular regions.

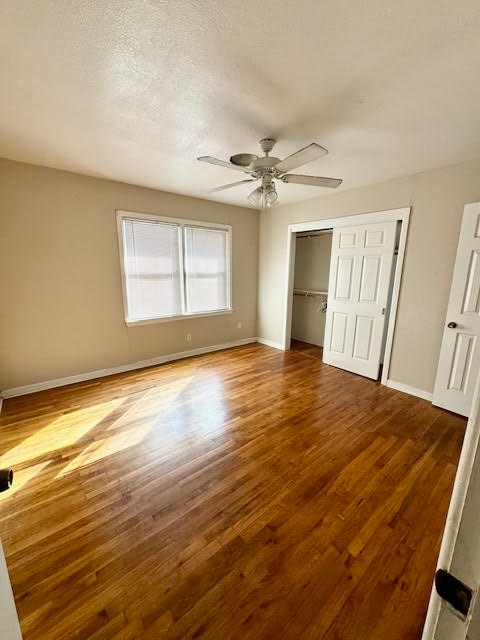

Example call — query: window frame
[116,210,233,326]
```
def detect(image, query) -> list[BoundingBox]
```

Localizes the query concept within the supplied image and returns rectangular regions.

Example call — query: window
[185,226,229,313]
[118,212,232,324]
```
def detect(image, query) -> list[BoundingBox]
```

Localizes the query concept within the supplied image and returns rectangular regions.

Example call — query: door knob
[447,321,457,329]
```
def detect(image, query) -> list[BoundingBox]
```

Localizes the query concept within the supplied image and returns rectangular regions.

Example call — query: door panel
[433,203,480,416]
[335,257,354,300]
[448,334,475,392]
[330,312,348,353]
[359,256,382,302]
[339,231,357,248]
[323,221,397,379]
[462,251,480,314]
[365,228,385,247]
[353,316,374,360]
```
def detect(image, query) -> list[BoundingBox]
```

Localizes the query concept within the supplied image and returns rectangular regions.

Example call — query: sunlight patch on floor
[57,376,194,476]
[0,398,125,468]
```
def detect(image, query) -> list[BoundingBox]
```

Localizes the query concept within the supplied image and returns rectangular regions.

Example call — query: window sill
[125,309,233,327]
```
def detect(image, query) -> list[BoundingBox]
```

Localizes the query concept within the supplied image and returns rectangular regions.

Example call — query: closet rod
[293,288,328,297]
[296,231,333,238]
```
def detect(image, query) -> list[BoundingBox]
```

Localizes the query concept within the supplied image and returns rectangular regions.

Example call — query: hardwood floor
[0,342,466,639]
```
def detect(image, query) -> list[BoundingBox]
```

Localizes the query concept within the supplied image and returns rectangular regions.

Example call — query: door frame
[281,206,411,385]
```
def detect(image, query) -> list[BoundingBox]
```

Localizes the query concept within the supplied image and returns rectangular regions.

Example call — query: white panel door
[323,221,397,379]
[0,542,22,640]
[433,202,480,417]
[422,374,480,640]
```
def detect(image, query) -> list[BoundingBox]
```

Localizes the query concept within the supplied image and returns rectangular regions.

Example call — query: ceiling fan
[198,138,342,208]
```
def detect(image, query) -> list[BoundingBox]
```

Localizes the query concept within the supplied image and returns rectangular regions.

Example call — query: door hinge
[435,569,473,617]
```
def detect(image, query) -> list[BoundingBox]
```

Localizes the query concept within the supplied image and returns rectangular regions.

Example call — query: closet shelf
[293,288,328,297]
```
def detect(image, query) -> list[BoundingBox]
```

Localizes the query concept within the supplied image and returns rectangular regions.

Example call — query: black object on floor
[0,469,13,492]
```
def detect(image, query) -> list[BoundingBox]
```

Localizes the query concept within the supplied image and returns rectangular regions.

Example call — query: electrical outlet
[237,321,242,329]
[186,333,192,342]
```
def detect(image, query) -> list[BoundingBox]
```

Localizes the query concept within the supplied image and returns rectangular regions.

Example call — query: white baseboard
[256,337,285,351]
[2,341,431,407]
[386,379,433,402]
[0,337,257,400]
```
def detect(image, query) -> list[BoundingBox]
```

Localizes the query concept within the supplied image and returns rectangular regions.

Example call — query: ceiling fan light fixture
[263,183,278,208]
[247,186,263,207]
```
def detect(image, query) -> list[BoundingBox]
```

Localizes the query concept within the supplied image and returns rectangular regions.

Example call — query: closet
[291,230,332,348]
[290,222,401,378]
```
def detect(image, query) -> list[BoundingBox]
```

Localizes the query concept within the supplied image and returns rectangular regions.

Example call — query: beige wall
[258,156,480,394]
[3,153,480,396]
[291,233,332,346]
[0,158,258,390]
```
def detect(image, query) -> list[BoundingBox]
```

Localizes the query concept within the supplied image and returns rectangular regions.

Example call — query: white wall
[0,158,259,391]
[258,156,480,395]
[291,233,332,346]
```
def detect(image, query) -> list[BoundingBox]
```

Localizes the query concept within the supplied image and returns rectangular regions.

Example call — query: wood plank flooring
[0,341,466,639]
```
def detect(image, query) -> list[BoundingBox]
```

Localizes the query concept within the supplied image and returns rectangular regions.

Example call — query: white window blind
[184,226,230,314]
[119,213,232,324]
[122,219,182,321]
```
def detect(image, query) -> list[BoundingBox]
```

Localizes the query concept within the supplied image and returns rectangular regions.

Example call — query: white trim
[1,339,430,405]
[179,224,187,316]
[116,213,131,323]
[386,379,433,401]
[281,207,411,388]
[283,224,297,351]
[116,209,232,231]
[256,337,285,350]
[287,207,409,235]
[380,210,410,385]
[1,338,257,399]
[125,309,233,327]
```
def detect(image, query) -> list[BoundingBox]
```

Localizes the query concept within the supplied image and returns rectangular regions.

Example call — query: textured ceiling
[1,1,480,208]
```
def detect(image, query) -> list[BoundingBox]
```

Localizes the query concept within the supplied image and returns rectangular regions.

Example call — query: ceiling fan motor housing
[250,156,281,172]
[229,153,258,167]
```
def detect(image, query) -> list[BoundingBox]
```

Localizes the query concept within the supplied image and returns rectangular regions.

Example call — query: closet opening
[291,230,333,359]
[285,210,409,384]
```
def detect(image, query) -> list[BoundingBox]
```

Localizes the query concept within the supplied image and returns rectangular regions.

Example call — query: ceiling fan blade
[281,174,342,188]
[198,156,251,173]
[207,179,256,194]
[275,143,328,173]
[247,186,263,207]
